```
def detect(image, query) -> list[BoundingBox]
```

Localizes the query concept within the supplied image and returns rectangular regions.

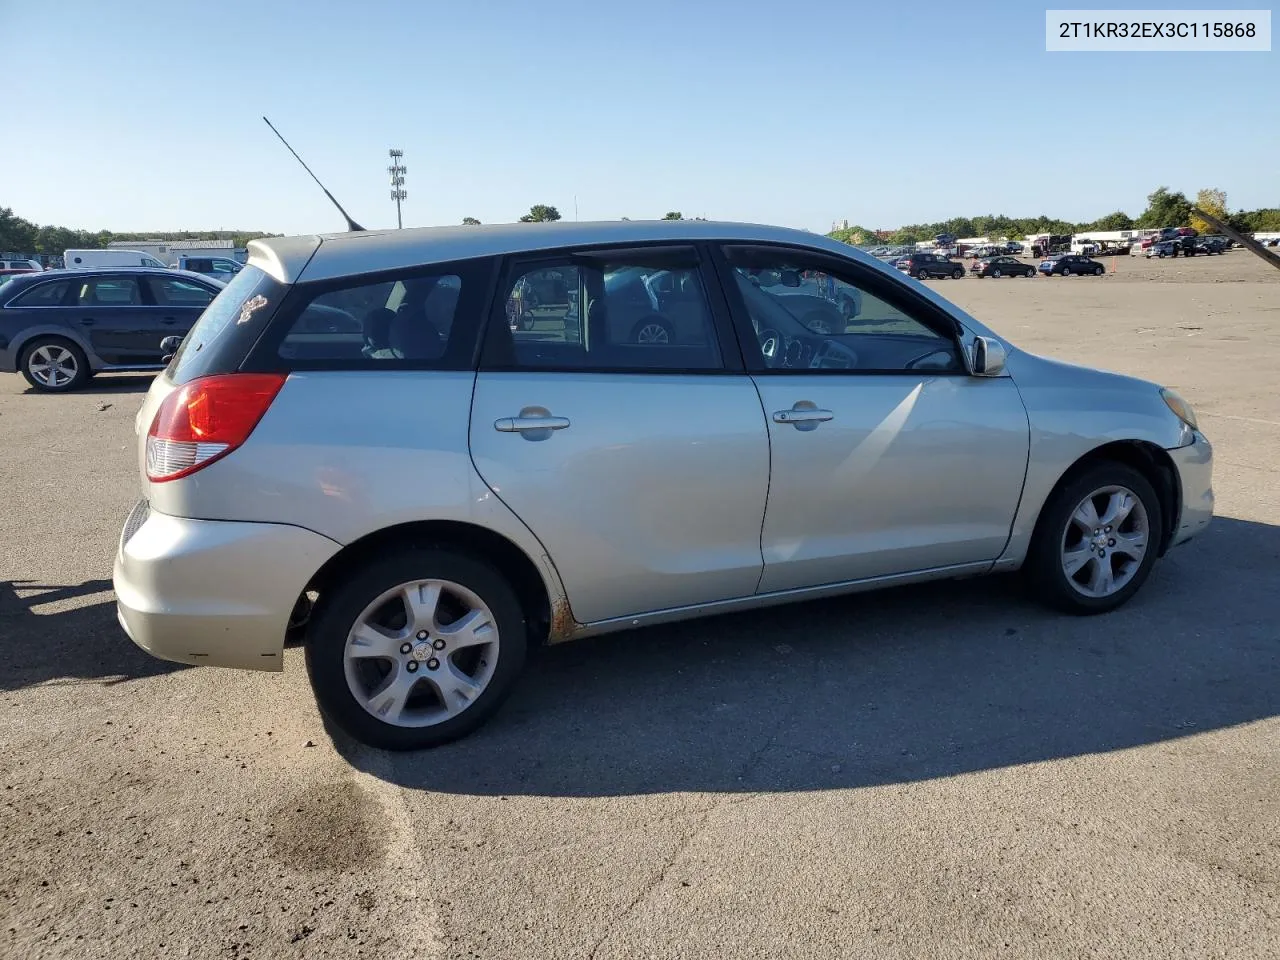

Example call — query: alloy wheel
[27,344,78,388]
[343,579,500,728]
[1060,485,1150,599]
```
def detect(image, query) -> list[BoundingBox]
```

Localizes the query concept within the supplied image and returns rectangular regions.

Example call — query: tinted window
[9,280,71,307]
[278,273,463,363]
[148,276,216,307]
[490,252,722,371]
[168,265,285,385]
[722,247,963,373]
[76,277,142,305]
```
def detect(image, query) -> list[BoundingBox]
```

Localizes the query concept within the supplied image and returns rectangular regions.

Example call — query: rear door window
[76,277,142,305]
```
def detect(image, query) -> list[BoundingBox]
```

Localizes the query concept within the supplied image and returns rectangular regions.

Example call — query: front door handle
[494,408,571,440]
[79,318,95,325]
[773,402,834,430]
[160,317,178,325]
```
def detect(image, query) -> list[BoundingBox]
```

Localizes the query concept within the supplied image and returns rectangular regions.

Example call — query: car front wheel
[20,337,90,392]
[305,548,528,750]
[916,269,929,281]
[1026,462,1162,614]
[951,268,964,279]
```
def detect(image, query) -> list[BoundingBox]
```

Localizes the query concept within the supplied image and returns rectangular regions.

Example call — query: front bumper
[113,504,341,671]
[1168,432,1214,547]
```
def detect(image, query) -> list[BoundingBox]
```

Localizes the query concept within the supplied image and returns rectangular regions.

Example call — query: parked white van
[63,249,169,269]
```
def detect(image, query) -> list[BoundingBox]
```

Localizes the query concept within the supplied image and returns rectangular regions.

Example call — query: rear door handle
[79,318,95,325]
[494,415,571,434]
[772,402,834,430]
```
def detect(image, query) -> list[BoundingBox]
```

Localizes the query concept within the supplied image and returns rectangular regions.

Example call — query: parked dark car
[0,267,224,392]
[970,255,1036,278]
[895,253,965,280]
[1193,236,1228,255]
[1038,254,1105,277]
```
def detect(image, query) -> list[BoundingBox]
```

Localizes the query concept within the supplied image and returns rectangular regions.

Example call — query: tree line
[0,207,274,257]
[828,188,1280,246]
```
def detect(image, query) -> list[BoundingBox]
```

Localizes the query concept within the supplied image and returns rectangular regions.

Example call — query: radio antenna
[262,116,365,232]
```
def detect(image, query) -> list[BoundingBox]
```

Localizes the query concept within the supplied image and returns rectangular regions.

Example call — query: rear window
[168,265,285,385]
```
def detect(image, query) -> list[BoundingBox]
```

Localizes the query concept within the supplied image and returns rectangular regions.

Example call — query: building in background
[107,238,246,266]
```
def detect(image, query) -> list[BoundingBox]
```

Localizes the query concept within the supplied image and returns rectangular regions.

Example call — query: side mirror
[972,336,1007,377]
[160,335,182,363]
[779,269,801,287]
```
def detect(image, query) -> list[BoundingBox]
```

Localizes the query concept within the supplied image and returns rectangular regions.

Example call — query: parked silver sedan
[113,220,1213,750]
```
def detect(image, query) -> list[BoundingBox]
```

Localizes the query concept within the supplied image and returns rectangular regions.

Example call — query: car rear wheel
[305,548,528,750]
[951,268,964,279]
[1061,266,1071,276]
[1093,266,1104,276]
[916,268,929,281]
[1026,462,1162,615]
[992,268,1002,278]
[20,337,90,392]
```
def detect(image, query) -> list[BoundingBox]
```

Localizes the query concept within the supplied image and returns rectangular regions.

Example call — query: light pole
[388,149,407,229]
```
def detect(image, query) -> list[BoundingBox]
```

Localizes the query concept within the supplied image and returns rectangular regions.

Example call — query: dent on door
[754,375,1030,592]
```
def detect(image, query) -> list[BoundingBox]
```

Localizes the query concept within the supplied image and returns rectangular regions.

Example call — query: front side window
[147,276,216,307]
[76,277,142,305]
[10,280,71,307]
[491,252,722,371]
[722,247,963,373]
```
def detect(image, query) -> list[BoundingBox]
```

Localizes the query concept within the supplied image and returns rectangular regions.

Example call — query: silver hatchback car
[114,221,1213,750]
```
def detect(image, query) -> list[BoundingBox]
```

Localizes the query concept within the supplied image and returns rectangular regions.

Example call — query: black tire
[1093,266,1104,276]
[1025,462,1163,615]
[305,548,529,750]
[19,336,90,392]
[1025,268,1036,278]
[992,268,1002,278]
[951,268,964,279]
[1060,266,1071,276]
[916,268,929,281]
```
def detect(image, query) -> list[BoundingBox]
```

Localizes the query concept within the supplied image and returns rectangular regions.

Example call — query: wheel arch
[298,520,564,647]
[8,324,102,373]
[1029,440,1181,559]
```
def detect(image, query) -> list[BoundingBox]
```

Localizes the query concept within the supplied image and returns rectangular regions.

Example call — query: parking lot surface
[2,252,1277,959]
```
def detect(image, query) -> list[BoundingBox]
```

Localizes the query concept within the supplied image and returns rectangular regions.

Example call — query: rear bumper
[113,504,341,671]
[1168,432,1214,547]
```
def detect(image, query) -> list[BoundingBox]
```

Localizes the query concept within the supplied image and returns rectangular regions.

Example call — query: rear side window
[243,256,495,371]
[168,265,285,385]
[9,280,71,307]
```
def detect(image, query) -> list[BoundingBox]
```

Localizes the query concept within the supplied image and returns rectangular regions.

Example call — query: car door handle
[160,317,178,324]
[773,404,834,428]
[78,318,95,325]
[494,415,571,433]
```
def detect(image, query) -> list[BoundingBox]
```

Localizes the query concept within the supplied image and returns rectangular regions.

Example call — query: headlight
[1161,387,1198,430]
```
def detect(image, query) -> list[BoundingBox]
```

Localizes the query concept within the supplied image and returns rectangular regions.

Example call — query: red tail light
[146,373,286,482]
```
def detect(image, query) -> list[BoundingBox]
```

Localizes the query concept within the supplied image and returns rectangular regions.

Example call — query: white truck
[63,249,169,269]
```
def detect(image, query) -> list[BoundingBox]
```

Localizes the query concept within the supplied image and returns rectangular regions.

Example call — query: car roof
[249,220,880,285]
[32,266,219,282]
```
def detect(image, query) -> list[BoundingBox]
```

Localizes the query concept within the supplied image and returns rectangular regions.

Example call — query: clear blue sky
[3,0,1276,234]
